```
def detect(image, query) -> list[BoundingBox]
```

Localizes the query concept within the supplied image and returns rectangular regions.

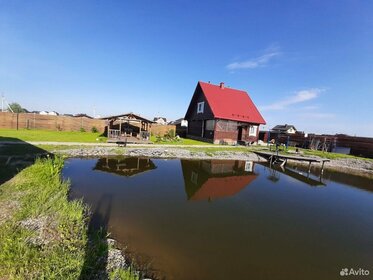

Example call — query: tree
[9,102,26,113]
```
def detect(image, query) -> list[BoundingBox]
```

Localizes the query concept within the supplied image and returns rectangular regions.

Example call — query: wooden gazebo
[101,112,154,144]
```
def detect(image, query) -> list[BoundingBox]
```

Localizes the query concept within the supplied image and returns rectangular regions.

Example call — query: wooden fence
[150,124,176,136]
[0,112,106,133]
[260,131,373,158]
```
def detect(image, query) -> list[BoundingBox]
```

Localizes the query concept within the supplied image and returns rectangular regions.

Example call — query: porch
[102,113,154,144]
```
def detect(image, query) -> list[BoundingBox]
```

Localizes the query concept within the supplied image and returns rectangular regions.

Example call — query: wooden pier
[254,151,330,175]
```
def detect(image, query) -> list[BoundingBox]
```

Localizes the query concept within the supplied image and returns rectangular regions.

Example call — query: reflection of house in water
[94,157,156,177]
[181,160,257,201]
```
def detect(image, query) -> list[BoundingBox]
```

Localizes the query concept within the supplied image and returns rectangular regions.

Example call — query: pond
[63,157,373,280]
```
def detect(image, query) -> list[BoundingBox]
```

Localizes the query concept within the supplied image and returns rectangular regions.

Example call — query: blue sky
[1,0,372,136]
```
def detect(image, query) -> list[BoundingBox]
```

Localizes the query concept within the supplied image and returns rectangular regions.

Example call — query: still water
[63,157,373,280]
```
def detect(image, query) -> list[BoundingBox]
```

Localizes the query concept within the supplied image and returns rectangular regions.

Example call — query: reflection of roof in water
[191,175,257,200]
[181,159,257,201]
[94,157,156,177]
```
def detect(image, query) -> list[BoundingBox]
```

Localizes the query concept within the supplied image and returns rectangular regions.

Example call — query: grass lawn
[0,157,138,279]
[150,135,212,145]
[269,146,373,161]
[0,129,107,143]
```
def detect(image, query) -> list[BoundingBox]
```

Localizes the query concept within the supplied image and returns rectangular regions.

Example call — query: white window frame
[249,125,257,136]
[197,102,205,114]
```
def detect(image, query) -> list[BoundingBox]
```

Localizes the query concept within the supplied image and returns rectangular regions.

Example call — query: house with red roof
[184,81,266,144]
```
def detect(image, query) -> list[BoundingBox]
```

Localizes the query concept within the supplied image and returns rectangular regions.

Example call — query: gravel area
[54,147,263,161]
[54,146,373,177]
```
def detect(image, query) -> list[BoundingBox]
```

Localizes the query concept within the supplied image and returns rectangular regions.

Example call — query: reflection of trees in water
[93,157,156,177]
[181,159,257,201]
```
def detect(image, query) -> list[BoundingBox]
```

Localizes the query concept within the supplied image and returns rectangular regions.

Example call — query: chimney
[219,82,225,89]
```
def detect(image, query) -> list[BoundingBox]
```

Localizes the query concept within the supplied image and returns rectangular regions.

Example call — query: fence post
[16,113,19,130]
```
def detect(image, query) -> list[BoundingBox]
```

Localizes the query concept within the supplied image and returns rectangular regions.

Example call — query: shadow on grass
[0,136,51,185]
[79,194,113,280]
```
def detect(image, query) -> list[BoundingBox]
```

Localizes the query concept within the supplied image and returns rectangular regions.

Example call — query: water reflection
[64,157,373,280]
[261,162,326,187]
[94,157,156,177]
[181,160,257,201]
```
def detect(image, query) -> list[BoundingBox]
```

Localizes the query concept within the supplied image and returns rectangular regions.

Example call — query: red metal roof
[191,174,257,201]
[199,81,266,124]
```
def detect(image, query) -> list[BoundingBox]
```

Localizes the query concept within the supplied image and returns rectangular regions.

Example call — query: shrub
[80,127,86,132]
[168,129,175,138]
[91,126,98,133]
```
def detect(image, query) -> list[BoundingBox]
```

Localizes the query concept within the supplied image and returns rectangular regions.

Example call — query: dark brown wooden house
[184,81,266,144]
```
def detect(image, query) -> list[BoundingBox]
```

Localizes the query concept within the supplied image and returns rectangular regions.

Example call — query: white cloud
[260,88,323,111]
[227,47,281,70]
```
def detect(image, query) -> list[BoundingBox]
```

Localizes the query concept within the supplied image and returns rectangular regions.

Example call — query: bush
[80,127,86,132]
[168,129,175,138]
[91,126,98,133]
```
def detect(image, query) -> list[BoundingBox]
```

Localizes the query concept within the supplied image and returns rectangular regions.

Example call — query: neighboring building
[184,81,266,145]
[39,111,59,116]
[153,117,167,125]
[74,113,93,119]
[271,124,297,134]
[169,118,188,137]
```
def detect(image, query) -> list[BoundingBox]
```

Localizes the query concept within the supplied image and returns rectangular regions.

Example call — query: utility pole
[1,94,14,113]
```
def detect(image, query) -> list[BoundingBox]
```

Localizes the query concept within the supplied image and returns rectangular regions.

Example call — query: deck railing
[108,129,120,139]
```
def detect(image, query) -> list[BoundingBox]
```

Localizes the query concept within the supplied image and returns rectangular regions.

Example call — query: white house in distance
[153,117,167,125]
[39,111,59,116]
[271,124,297,134]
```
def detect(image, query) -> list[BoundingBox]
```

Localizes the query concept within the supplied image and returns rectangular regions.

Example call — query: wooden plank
[254,151,330,163]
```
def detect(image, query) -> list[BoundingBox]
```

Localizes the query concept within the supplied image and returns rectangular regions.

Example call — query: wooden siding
[213,119,259,144]
[187,120,203,137]
[185,83,214,121]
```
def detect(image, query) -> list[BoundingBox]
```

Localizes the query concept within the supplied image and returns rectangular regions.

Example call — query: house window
[191,171,198,185]
[197,102,204,113]
[205,120,215,130]
[244,161,253,172]
[249,125,257,136]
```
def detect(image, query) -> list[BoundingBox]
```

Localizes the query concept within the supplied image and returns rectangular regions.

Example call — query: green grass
[185,146,253,153]
[268,146,373,161]
[300,148,373,161]
[150,135,212,145]
[0,129,107,143]
[0,157,138,280]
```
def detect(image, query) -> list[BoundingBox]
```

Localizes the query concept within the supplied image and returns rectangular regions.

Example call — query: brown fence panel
[151,124,176,136]
[0,112,106,133]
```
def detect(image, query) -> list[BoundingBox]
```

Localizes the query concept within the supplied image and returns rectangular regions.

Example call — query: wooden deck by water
[254,150,330,175]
